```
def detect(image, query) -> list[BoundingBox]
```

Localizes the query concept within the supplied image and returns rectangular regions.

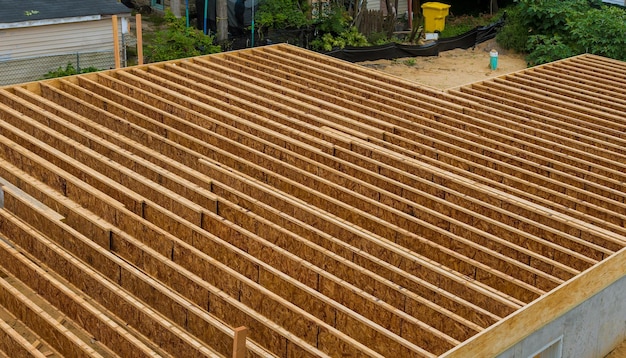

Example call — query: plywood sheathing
[0,46,624,357]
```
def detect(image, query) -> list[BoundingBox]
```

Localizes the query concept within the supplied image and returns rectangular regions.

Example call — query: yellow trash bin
[421,2,451,33]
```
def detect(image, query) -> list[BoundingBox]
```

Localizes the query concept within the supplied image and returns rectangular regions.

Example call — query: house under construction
[0,45,625,358]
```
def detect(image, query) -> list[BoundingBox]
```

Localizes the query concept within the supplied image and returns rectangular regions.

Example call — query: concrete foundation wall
[497,275,626,358]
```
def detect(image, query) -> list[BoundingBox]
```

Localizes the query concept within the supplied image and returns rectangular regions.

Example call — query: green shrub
[314,5,350,35]
[498,0,626,65]
[496,7,529,53]
[311,26,368,51]
[439,12,504,38]
[146,10,220,63]
[525,34,576,66]
[43,63,99,79]
[517,0,589,34]
[568,6,626,61]
[256,0,310,31]
[367,32,402,45]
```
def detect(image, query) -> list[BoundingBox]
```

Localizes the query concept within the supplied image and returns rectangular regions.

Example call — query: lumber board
[508,73,626,111]
[0,275,98,358]
[0,44,623,358]
[342,136,626,250]
[335,135,619,250]
[365,123,626,237]
[224,145,563,293]
[190,56,396,136]
[246,127,596,274]
[532,66,626,97]
[216,50,626,225]
[193,144,563,301]
[29,84,216,215]
[57,64,564,282]
[0,149,379,356]
[111,219,315,358]
[37,68,532,312]
[492,75,626,115]
[202,202,475,343]
[207,175,504,327]
[154,200,441,356]
[0,304,49,358]
[447,86,626,152]
[2,151,486,350]
[442,246,626,358]
[143,64,355,152]
[1,186,241,356]
[541,62,622,89]
[154,53,624,255]
[258,46,456,108]
[0,195,219,357]
[479,79,626,127]
[31,53,616,302]
[557,60,626,85]
[0,104,204,227]
[199,157,529,307]
[47,68,560,304]
[219,197,486,336]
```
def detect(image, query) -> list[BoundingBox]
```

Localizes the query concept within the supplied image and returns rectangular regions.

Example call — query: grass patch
[438,11,504,38]
[403,58,416,66]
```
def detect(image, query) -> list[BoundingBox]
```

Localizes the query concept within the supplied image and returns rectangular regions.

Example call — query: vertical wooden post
[232,326,248,358]
[216,0,228,43]
[136,14,144,65]
[112,15,121,69]
[170,0,182,17]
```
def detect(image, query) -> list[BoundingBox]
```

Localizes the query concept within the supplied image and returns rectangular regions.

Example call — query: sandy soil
[357,38,528,90]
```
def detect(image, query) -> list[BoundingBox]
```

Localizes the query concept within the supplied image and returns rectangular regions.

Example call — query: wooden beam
[441,247,626,358]
[0,308,49,358]
[232,327,248,358]
[112,15,121,69]
[136,14,144,66]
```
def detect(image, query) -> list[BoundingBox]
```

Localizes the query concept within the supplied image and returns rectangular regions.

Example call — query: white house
[0,0,131,85]
[602,0,626,5]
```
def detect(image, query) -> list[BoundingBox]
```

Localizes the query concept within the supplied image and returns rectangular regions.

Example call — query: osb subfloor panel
[0,46,625,357]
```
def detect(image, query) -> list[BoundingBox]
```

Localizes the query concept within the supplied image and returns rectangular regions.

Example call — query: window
[529,336,563,358]
[151,0,165,11]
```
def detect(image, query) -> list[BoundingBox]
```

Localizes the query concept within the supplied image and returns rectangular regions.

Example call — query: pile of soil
[358,38,528,90]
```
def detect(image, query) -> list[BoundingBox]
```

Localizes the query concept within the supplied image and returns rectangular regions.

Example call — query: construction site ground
[358,38,528,90]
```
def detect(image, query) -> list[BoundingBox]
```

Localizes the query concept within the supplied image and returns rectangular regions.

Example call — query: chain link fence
[0,48,127,87]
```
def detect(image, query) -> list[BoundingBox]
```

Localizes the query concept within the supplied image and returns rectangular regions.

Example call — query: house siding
[602,0,625,5]
[0,19,118,61]
[0,18,125,85]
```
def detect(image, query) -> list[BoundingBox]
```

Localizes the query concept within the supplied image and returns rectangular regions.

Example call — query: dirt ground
[357,38,528,90]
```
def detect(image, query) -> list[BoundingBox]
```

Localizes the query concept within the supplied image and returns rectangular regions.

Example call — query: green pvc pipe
[204,0,208,34]
[185,0,189,27]
[251,0,255,47]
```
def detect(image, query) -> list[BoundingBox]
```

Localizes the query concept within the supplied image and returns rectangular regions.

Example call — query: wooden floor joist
[0,47,625,357]
[0,300,53,358]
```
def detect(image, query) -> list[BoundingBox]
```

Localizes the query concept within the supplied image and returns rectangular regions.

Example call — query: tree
[146,10,221,63]
[497,0,626,65]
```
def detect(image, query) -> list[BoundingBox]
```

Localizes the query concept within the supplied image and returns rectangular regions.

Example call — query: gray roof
[0,0,131,24]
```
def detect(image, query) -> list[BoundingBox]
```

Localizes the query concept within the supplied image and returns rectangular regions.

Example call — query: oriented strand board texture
[0,48,625,357]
